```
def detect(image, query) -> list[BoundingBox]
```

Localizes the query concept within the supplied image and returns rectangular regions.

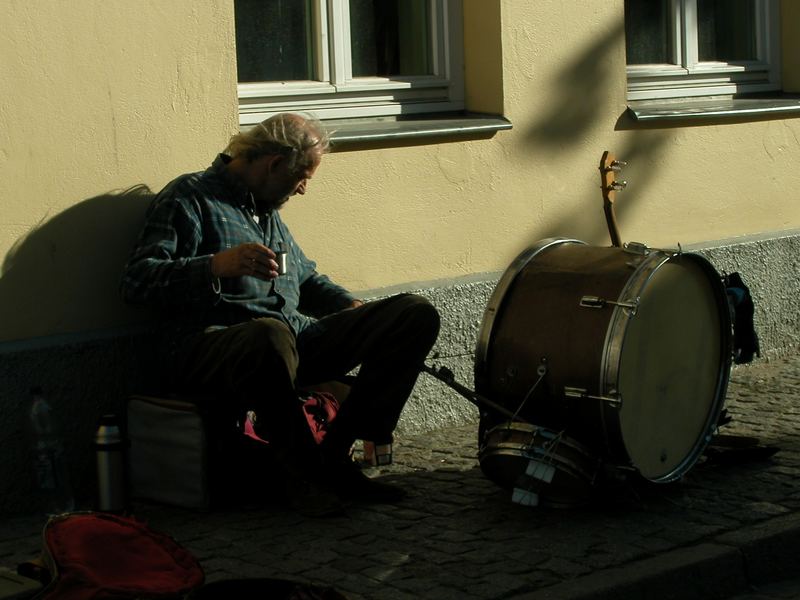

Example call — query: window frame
[237,0,465,125]
[626,0,781,101]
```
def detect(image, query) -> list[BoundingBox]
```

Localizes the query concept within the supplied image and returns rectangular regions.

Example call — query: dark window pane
[698,0,756,61]
[350,0,432,77]
[625,0,672,64]
[234,0,315,83]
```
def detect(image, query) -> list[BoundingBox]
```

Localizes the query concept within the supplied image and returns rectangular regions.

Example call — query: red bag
[37,512,204,599]
[243,391,340,446]
[300,391,341,444]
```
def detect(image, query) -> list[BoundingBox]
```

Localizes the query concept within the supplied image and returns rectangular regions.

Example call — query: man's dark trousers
[174,293,441,465]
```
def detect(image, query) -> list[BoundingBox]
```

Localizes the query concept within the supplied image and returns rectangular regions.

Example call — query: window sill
[627,95,800,123]
[324,112,512,148]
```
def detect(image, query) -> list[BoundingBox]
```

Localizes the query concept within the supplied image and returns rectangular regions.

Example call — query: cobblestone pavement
[1,353,798,600]
[728,578,800,600]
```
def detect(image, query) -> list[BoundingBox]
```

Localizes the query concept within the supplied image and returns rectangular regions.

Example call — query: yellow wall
[290,1,800,290]
[2,1,800,344]
[0,1,238,341]
[463,1,504,114]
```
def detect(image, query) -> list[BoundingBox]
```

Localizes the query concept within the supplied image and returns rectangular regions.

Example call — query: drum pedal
[512,487,540,507]
[525,458,556,484]
[512,458,555,507]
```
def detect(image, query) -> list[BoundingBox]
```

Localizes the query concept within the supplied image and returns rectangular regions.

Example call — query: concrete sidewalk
[1,353,798,600]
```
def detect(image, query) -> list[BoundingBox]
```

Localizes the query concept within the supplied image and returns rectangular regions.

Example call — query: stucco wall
[0,1,238,342]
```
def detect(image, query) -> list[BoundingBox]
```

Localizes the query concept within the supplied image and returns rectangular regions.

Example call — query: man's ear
[260,153,284,173]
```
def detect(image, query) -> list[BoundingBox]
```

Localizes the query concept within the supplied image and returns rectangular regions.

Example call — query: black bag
[724,272,760,364]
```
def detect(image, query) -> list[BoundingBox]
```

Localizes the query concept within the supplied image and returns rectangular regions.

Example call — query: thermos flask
[94,414,128,512]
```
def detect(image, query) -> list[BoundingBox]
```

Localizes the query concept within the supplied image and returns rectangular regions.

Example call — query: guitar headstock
[599,151,627,205]
[599,151,627,247]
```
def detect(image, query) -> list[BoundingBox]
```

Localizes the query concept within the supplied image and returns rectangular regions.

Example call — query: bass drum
[475,238,732,483]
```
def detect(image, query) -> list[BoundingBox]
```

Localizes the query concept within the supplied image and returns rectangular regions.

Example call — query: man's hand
[350,299,364,309]
[211,243,279,280]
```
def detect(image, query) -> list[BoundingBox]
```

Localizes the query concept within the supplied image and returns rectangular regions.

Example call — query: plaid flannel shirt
[120,154,356,337]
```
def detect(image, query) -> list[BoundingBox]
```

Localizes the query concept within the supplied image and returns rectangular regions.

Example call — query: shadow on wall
[523,20,626,149]
[533,133,673,248]
[0,185,156,343]
[0,186,168,514]
[515,19,674,251]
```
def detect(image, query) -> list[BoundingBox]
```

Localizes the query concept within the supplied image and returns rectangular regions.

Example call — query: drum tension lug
[579,296,639,315]
[623,241,650,255]
[537,359,548,377]
[564,386,623,407]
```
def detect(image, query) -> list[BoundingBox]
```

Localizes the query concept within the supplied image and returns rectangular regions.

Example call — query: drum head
[614,255,728,481]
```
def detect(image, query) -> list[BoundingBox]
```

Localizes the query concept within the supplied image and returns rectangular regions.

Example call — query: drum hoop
[599,249,672,411]
[481,433,594,459]
[474,238,587,389]
[599,250,733,481]
[480,423,597,478]
[479,446,597,483]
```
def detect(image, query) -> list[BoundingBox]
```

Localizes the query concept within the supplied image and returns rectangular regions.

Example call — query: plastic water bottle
[94,414,128,513]
[29,387,75,515]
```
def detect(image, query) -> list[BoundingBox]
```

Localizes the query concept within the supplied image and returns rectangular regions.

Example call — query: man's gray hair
[225,113,330,172]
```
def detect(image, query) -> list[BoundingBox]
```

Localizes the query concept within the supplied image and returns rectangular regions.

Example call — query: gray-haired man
[121,113,440,515]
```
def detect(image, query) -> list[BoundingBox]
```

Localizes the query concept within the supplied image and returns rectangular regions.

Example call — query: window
[234,0,464,125]
[625,0,780,101]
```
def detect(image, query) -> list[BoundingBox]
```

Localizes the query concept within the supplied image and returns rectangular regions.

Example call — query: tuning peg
[607,180,627,191]
[610,160,627,172]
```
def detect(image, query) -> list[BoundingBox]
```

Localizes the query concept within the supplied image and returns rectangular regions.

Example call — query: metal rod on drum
[420,363,527,423]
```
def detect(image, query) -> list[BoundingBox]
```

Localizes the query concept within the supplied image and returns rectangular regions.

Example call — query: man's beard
[257,194,290,213]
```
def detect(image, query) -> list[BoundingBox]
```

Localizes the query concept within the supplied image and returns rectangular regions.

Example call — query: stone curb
[510,513,800,600]
[715,512,800,586]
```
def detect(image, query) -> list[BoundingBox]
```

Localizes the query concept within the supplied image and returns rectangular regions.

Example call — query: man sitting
[120,113,440,515]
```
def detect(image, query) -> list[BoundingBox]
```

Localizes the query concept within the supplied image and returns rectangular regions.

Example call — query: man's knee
[401,294,440,331]
[242,318,295,347]
[391,294,441,347]
[236,318,298,370]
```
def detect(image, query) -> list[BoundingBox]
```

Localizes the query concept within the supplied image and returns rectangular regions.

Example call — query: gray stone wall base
[686,229,800,357]
[0,333,163,514]
[1,230,797,513]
